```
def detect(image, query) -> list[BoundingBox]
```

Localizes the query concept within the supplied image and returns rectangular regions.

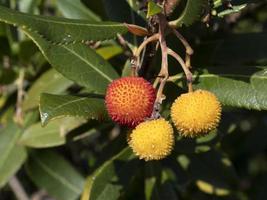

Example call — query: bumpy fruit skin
[105,77,156,127]
[171,90,222,137]
[128,118,174,161]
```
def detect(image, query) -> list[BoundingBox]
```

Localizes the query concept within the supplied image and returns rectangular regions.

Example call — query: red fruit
[105,77,156,127]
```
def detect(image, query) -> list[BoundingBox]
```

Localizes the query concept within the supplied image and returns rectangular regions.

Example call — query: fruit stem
[133,33,160,74]
[130,56,138,77]
[167,48,193,92]
[171,28,194,69]
[155,14,169,104]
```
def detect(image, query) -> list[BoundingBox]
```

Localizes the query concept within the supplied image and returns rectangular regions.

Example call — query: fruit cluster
[105,77,222,161]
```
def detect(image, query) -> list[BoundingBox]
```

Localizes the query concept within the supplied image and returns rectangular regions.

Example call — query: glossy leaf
[26,150,84,200]
[0,5,127,44]
[22,69,73,111]
[193,33,267,66]
[57,0,101,21]
[23,29,119,91]
[0,123,27,188]
[81,147,140,200]
[19,117,84,148]
[171,68,267,110]
[169,0,208,27]
[40,93,107,126]
[102,0,145,45]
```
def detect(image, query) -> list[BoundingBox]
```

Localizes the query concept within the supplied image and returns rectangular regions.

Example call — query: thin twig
[171,28,193,55]
[167,48,193,92]
[167,73,184,82]
[15,68,25,126]
[8,176,30,200]
[31,190,54,200]
[117,34,133,57]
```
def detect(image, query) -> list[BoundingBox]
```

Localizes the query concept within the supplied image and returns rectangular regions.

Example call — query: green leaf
[96,45,123,60]
[23,29,119,91]
[22,69,73,111]
[0,95,7,110]
[145,162,178,200]
[0,5,127,44]
[19,117,84,148]
[169,0,208,27]
[18,0,40,14]
[26,150,84,200]
[160,170,179,200]
[145,162,161,200]
[196,180,230,196]
[217,4,247,17]
[22,109,40,128]
[126,0,146,19]
[147,1,162,17]
[81,147,140,200]
[0,22,5,36]
[122,59,131,77]
[0,123,27,188]
[57,0,101,21]
[0,66,17,85]
[40,93,107,126]
[188,150,237,196]
[171,68,267,110]
[0,107,14,126]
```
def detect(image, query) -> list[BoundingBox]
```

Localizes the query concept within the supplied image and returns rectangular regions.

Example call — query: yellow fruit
[171,90,221,137]
[128,118,174,161]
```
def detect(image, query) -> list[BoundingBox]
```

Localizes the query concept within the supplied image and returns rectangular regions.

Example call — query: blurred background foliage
[0,0,267,200]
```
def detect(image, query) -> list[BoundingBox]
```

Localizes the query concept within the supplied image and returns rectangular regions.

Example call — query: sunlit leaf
[57,0,101,21]
[169,0,208,27]
[0,5,127,44]
[23,29,119,92]
[40,93,107,126]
